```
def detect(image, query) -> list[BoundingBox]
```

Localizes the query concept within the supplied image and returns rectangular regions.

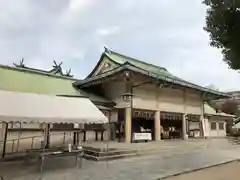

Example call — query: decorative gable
[99,62,111,73]
[93,57,118,76]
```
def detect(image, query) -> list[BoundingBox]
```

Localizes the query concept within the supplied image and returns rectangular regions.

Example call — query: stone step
[83,146,203,161]
[0,141,212,162]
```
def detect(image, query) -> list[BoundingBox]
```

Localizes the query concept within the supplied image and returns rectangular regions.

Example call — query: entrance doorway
[161,112,183,139]
[132,110,155,141]
[132,118,154,137]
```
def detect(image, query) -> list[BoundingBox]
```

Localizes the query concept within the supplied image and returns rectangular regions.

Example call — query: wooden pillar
[43,123,50,148]
[155,84,162,141]
[105,110,111,141]
[183,89,188,140]
[154,111,161,141]
[182,114,187,140]
[200,96,206,138]
[124,107,132,143]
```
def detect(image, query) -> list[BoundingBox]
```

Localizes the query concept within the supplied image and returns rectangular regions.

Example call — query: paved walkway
[164,160,240,180]
[1,138,240,180]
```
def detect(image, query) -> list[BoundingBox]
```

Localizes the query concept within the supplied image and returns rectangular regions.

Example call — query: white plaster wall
[103,81,128,108]
[217,130,226,137]
[133,85,202,114]
[185,92,202,115]
[159,88,184,113]
[208,118,226,137]
[209,129,218,137]
[133,87,157,110]
[103,79,203,114]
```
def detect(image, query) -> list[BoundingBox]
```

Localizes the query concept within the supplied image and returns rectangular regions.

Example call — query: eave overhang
[73,63,231,100]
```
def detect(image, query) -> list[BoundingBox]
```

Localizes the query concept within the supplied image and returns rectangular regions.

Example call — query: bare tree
[221,99,239,115]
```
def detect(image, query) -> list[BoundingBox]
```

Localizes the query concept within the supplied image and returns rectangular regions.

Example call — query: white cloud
[96,26,121,36]
[68,0,92,11]
[0,0,239,91]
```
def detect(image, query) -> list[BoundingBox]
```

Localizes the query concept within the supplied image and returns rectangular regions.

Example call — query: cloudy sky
[0,0,239,91]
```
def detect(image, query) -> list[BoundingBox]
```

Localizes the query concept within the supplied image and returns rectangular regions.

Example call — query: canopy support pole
[105,110,111,168]
[1,122,8,158]
[43,123,50,149]
[73,132,76,145]
[16,122,22,152]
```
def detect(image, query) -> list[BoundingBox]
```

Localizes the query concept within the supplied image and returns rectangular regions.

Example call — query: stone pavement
[163,161,240,180]
[1,138,240,180]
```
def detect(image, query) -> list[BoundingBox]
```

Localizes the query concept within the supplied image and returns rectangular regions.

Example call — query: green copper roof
[74,61,231,99]
[0,64,114,105]
[0,64,79,95]
[104,47,171,77]
[87,47,194,85]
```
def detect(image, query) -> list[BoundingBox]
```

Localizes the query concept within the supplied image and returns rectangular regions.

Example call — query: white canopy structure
[0,90,108,124]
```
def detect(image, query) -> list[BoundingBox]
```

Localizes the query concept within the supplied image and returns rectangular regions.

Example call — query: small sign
[132,133,152,141]
[74,124,79,128]
[133,110,154,120]
[161,113,182,121]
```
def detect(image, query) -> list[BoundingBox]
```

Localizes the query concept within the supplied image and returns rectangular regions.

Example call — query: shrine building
[0,47,234,145]
[73,47,232,142]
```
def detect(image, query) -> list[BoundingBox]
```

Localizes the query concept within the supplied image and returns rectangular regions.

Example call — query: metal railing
[0,131,80,155]
[1,130,108,157]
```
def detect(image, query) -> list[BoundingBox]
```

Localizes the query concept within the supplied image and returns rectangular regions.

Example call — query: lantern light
[122,92,133,102]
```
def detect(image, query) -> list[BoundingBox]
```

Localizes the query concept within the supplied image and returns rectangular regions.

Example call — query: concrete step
[0,142,208,162]
[83,146,204,161]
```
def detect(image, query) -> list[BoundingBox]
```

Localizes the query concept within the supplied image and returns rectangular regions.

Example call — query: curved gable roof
[76,47,230,99]
[86,47,172,78]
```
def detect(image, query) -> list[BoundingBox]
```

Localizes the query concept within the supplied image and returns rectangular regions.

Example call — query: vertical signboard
[201,118,209,138]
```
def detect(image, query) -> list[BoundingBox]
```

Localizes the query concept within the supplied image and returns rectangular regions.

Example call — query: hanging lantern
[122,92,133,102]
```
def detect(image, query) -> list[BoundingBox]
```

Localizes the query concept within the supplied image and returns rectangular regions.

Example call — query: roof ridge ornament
[13,58,25,68]
[52,60,63,69]
[50,60,63,74]
[65,68,73,77]
[104,46,111,54]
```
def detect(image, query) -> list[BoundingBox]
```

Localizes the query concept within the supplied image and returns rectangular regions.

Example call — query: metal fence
[0,131,76,155]
[0,130,108,157]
